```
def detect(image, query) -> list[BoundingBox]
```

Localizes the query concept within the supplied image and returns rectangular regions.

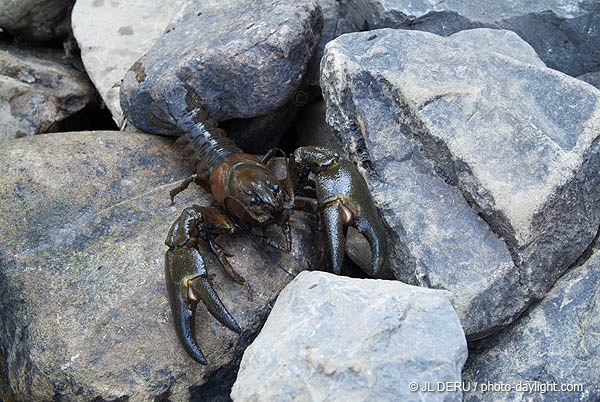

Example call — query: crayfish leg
[169,173,200,204]
[207,238,246,285]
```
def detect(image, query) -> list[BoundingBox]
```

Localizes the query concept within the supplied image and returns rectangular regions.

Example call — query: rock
[288,97,343,151]
[462,251,600,401]
[448,29,545,68]
[71,0,184,127]
[0,0,74,42]
[304,0,359,87]
[120,0,323,150]
[577,71,600,90]
[0,131,321,401]
[220,98,301,154]
[342,0,600,77]
[320,28,600,339]
[0,44,95,143]
[231,271,467,402]
[0,347,11,402]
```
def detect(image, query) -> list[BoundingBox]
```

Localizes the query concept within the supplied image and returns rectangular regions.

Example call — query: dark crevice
[189,302,273,402]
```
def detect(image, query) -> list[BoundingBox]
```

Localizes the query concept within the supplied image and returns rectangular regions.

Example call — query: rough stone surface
[0,131,321,401]
[71,0,184,127]
[448,29,546,68]
[320,28,600,338]
[578,71,600,90]
[0,44,94,142]
[463,251,600,401]
[120,0,322,150]
[304,0,358,87]
[289,97,343,151]
[0,347,12,402]
[231,271,467,402]
[0,0,73,41]
[342,0,600,77]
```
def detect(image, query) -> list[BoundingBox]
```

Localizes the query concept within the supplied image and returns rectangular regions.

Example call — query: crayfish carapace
[152,84,388,364]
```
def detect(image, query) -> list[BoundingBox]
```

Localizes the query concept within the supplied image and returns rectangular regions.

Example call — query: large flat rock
[341,0,600,77]
[71,0,184,127]
[232,271,467,402]
[320,28,600,338]
[0,131,319,401]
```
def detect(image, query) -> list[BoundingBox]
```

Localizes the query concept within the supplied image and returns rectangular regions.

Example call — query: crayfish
[150,84,388,364]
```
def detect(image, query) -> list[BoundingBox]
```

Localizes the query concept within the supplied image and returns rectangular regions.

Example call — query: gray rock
[0,347,11,402]
[71,0,184,127]
[231,271,467,402]
[220,98,302,154]
[0,131,321,401]
[120,0,322,150]
[320,28,600,338]
[577,71,600,90]
[304,0,359,87]
[0,44,95,142]
[462,251,600,401]
[448,29,545,68]
[0,0,73,41]
[290,97,343,152]
[342,0,600,77]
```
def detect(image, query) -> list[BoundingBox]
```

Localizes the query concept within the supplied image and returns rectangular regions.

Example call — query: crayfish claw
[165,244,240,365]
[293,146,388,276]
[320,202,347,275]
[165,247,209,364]
[189,275,241,334]
[354,208,386,277]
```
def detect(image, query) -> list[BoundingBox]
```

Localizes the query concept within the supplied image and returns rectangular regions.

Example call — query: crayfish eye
[250,196,258,204]
[272,184,279,192]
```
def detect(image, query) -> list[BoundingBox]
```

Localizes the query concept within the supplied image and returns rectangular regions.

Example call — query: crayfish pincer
[154,85,388,364]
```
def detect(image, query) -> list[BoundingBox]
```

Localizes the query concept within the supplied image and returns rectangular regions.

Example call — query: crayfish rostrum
[151,84,388,364]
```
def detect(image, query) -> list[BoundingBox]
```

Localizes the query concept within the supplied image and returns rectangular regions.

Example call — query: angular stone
[0,0,73,41]
[463,251,600,401]
[71,0,184,127]
[304,0,358,87]
[0,131,320,401]
[578,71,600,90]
[320,28,600,338]
[448,29,545,68]
[0,44,94,142]
[290,97,343,151]
[231,271,467,402]
[120,0,322,148]
[342,0,600,77]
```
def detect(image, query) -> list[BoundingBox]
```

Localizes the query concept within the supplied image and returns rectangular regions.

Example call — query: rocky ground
[1,0,599,401]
